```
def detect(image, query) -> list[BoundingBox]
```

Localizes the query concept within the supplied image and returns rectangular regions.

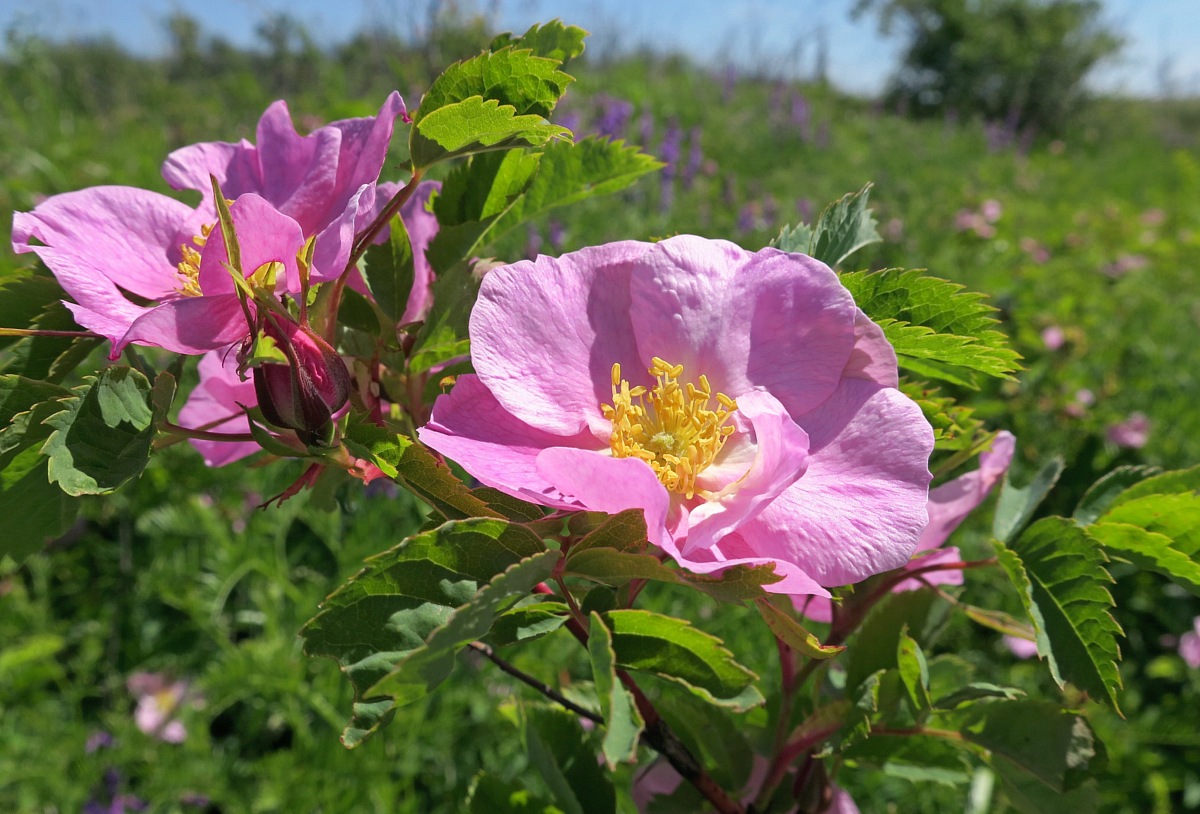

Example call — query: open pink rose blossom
[162,92,408,282]
[799,431,1015,621]
[419,236,935,597]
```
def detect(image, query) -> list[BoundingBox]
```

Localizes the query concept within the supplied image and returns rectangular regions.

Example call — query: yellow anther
[175,220,219,297]
[600,358,738,499]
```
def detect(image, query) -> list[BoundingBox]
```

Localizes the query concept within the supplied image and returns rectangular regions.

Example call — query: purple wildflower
[1107,412,1151,449]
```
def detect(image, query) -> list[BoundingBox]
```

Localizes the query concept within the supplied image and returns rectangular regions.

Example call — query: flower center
[175,223,213,297]
[602,357,737,499]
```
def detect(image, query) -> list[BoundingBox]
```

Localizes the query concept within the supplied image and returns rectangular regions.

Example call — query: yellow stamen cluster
[602,357,737,499]
[175,223,214,297]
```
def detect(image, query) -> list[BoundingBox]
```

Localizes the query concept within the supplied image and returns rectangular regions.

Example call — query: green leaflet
[587,612,644,768]
[995,518,1123,712]
[602,609,762,711]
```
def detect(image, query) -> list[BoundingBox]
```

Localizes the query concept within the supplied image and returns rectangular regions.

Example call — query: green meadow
[2,15,1199,813]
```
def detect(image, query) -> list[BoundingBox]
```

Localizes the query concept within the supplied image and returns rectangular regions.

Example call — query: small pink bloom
[801,432,1015,621]
[1180,617,1200,668]
[127,672,192,744]
[1004,635,1039,659]
[13,189,304,357]
[1107,412,1151,449]
[420,237,934,598]
[953,209,978,232]
[1101,253,1149,278]
[980,199,1002,223]
[1041,326,1065,351]
[163,93,408,282]
[178,351,260,466]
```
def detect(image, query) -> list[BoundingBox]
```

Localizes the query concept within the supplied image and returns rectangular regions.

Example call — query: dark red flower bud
[252,318,350,446]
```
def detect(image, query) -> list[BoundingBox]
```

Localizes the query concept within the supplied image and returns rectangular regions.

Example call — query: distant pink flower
[420,237,934,598]
[127,672,192,744]
[178,351,260,466]
[13,190,303,357]
[1004,635,1039,659]
[1180,617,1200,668]
[800,431,1015,622]
[163,92,407,282]
[980,199,1002,223]
[1101,253,1149,278]
[1041,326,1065,351]
[1019,237,1050,263]
[1107,412,1151,449]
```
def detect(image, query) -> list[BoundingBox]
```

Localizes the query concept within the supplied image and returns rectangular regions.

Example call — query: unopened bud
[252,318,350,446]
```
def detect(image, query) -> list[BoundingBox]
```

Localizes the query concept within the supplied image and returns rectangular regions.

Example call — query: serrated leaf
[469,486,547,523]
[342,425,504,520]
[603,609,762,710]
[934,683,1025,709]
[1,299,100,383]
[523,706,615,814]
[993,455,1064,543]
[1089,493,1200,595]
[1072,465,1161,525]
[300,517,549,746]
[840,268,1021,384]
[959,604,1037,639]
[485,137,663,240]
[362,213,415,324]
[845,590,937,693]
[42,366,157,496]
[0,445,79,561]
[995,518,1122,712]
[489,20,587,65]
[365,549,559,702]
[412,96,571,168]
[587,612,644,768]
[0,375,73,460]
[676,562,784,602]
[569,508,649,555]
[565,547,681,587]
[488,600,570,646]
[1107,464,1200,508]
[0,269,67,352]
[416,47,574,124]
[955,700,1101,792]
[900,379,986,450]
[992,755,1100,814]
[754,597,844,659]
[807,183,882,268]
[769,222,815,255]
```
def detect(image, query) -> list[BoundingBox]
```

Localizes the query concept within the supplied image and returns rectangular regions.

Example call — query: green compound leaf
[412,96,571,169]
[602,609,762,710]
[42,366,157,496]
[365,549,559,702]
[844,735,973,787]
[840,268,1021,386]
[0,298,101,384]
[995,518,1123,713]
[900,379,986,451]
[1106,464,1200,508]
[341,426,505,521]
[416,46,574,123]
[487,600,570,646]
[468,774,566,814]
[489,20,588,65]
[362,213,415,326]
[1089,491,1200,595]
[569,508,650,555]
[993,453,1065,544]
[300,517,553,747]
[484,137,664,240]
[897,625,932,713]
[954,700,1102,792]
[587,612,644,768]
[0,375,73,460]
[1072,465,1161,526]
[0,269,68,352]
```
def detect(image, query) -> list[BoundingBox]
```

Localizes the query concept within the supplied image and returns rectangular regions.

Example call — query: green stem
[0,327,100,338]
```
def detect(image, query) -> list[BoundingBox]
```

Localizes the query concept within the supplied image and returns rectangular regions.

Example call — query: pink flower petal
[628,236,857,414]
[740,380,933,586]
[178,351,260,467]
[470,242,650,437]
[196,193,305,295]
[536,447,673,547]
[684,389,810,554]
[118,294,250,355]
[419,374,599,510]
[666,530,831,597]
[918,430,1014,552]
[843,308,899,388]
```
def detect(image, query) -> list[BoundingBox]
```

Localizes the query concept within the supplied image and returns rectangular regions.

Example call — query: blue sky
[2,0,1197,96]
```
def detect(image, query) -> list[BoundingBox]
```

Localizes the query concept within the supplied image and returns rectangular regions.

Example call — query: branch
[468,641,602,724]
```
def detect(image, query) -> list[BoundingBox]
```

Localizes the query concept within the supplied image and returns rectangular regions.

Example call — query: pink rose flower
[800,431,1015,622]
[419,237,934,598]
[127,672,192,744]
[1179,617,1200,669]
[1004,635,1039,659]
[13,190,303,357]
[163,92,407,282]
[1107,412,1151,449]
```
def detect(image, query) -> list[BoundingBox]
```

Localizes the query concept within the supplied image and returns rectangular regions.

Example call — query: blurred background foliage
[2,1,1200,811]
